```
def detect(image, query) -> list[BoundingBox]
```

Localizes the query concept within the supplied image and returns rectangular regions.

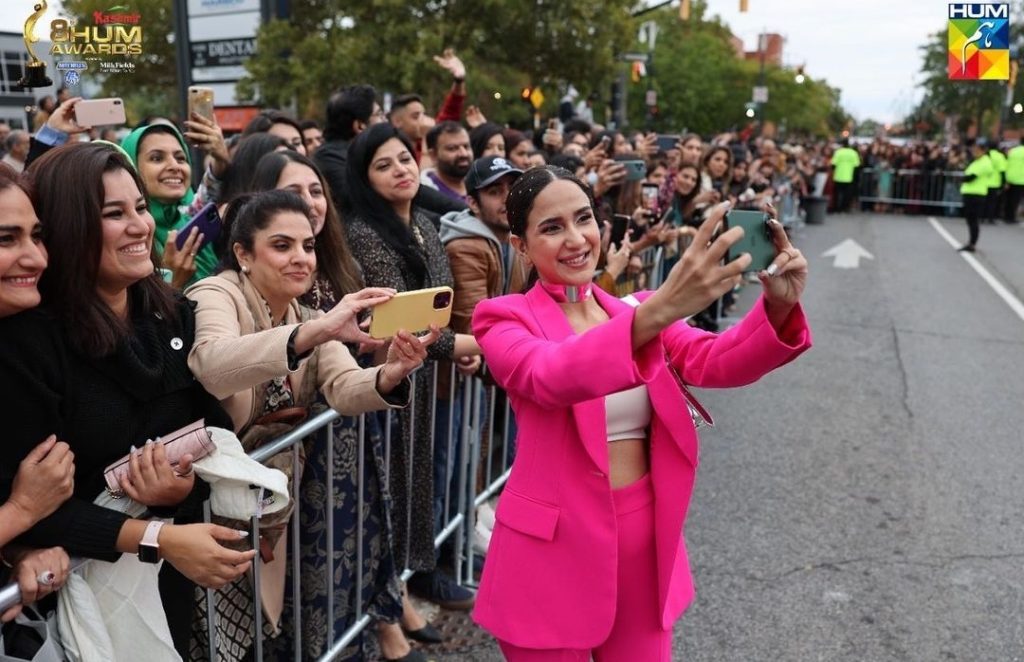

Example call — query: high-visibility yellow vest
[1006,145,1024,185]
[961,154,994,196]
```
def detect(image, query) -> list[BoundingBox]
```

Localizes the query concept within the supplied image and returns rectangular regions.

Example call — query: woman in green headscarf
[121,116,229,287]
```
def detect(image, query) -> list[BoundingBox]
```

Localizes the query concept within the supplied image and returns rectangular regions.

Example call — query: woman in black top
[344,124,481,650]
[0,143,255,656]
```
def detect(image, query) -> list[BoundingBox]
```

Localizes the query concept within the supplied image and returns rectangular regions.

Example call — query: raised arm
[473,297,662,409]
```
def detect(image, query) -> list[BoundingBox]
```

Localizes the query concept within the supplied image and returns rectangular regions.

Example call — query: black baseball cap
[465,156,523,194]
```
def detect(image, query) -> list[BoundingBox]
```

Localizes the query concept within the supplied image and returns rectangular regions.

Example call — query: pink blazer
[470,284,812,649]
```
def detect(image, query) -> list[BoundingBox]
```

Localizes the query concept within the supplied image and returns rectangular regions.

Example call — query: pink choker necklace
[539,280,592,303]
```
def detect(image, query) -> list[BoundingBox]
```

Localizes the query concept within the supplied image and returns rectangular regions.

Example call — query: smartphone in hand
[368,287,453,339]
[174,203,221,251]
[74,98,126,127]
[188,86,215,122]
[724,209,776,273]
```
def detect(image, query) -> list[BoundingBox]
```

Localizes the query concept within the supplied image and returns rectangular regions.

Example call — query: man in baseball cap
[436,155,529,555]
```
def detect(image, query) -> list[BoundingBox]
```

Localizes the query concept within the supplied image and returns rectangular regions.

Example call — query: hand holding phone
[618,159,647,182]
[369,287,454,339]
[175,203,221,251]
[188,87,215,122]
[724,209,775,273]
[73,98,126,127]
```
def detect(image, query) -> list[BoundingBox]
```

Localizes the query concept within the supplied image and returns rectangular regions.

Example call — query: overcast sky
[2,0,949,123]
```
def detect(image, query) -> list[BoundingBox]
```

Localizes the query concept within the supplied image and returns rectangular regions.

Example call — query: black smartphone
[724,209,776,273]
[609,213,630,248]
[175,202,221,251]
[656,134,680,152]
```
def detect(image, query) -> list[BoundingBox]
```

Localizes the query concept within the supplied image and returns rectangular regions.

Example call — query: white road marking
[928,216,1024,323]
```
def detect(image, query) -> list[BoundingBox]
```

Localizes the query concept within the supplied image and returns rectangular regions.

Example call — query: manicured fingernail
[145,439,154,445]
[766,263,779,277]
[237,530,249,537]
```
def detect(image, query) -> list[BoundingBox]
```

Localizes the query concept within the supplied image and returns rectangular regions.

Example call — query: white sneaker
[477,502,496,531]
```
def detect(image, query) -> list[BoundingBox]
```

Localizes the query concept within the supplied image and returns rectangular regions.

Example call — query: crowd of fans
[0,47,1005,662]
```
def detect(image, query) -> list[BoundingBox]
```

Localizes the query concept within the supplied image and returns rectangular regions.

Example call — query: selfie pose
[471,167,812,660]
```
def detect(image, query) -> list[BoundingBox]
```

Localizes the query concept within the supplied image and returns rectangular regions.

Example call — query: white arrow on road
[822,239,874,269]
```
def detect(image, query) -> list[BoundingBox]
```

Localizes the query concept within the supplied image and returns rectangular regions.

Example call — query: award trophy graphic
[18,1,53,88]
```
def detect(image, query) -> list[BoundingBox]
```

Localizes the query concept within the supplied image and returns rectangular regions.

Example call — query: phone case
[74,98,126,127]
[175,203,221,251]
[368,286,453,339]
[188,87,215,121]
[622,160,647,181]
[725,210,776,273]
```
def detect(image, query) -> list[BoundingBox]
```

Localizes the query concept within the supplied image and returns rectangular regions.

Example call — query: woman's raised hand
[656,201,748,320]
[163,229,203,289]
[378,326,440,392]
[183,112,230,177]
[322,287,397,346]
[757,204,807,320]
[8,435,74,528]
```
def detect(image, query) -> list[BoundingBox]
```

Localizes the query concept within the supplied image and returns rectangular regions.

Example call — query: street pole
[757,31,766,123]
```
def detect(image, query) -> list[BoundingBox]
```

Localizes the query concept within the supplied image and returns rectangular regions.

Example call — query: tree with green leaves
[623,2,847,137]
[240,0,636,124]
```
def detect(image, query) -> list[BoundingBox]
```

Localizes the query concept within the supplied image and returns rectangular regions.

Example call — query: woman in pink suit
[471,166,812,661]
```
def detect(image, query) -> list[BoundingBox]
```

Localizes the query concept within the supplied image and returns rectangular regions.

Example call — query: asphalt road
[428,211,1024,662]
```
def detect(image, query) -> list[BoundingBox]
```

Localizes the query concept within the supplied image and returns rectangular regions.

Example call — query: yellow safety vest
[961,154,993,196]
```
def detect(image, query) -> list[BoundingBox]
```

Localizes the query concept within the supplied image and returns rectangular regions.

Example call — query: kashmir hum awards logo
[49,4,143,77]
[948,3,1010,80]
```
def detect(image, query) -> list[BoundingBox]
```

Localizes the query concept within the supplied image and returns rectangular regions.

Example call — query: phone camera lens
[433,292,451,309]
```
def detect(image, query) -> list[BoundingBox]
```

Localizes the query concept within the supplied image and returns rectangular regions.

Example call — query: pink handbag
[103,419,215,497]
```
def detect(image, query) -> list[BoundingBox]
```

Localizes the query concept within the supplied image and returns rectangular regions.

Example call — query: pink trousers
[497,473,673,661]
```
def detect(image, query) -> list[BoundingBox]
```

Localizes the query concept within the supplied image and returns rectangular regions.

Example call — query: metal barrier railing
[857,167,965,210]
[0,246,670,656]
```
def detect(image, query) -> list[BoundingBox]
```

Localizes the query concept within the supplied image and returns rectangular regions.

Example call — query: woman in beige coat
[185,189,436,660]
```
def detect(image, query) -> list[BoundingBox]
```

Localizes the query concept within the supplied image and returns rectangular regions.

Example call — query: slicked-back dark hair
[221,189,313,272]
[506,165,595,239]
[27,142,178,357]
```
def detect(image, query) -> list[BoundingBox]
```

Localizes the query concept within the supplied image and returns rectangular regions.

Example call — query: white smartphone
[74,98,127,127]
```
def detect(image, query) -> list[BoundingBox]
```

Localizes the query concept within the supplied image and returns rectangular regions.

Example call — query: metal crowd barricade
[857,167,965,211]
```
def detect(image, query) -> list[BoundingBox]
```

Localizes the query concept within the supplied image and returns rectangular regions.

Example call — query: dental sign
[948,3,1009,80]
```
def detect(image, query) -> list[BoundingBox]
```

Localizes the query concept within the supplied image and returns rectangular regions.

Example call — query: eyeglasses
[370,107,386,122]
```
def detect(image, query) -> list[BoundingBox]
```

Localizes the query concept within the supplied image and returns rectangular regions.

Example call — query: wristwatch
[138,520,165,563]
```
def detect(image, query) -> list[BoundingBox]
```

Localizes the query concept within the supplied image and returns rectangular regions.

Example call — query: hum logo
[949,3,1010,19]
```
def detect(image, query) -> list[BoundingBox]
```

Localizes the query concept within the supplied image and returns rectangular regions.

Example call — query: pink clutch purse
[103,419,215,497]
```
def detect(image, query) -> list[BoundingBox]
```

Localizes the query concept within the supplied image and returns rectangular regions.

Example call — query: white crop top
[605,385,652,442]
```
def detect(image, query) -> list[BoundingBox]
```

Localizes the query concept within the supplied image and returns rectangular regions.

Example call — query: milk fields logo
[948,3,1010,80]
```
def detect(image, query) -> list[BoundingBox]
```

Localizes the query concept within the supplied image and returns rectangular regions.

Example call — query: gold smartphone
[187,86,215,121]
[368,286,453,339]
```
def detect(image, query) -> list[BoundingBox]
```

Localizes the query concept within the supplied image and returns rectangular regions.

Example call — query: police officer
[985,140,1007,224]
[1004,138,1024,223]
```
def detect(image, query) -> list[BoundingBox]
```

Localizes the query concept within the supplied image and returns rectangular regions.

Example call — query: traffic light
[520,87,532,101]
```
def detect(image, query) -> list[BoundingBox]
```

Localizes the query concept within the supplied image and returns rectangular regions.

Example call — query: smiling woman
[184,189,433,659]
[0,143,259,658]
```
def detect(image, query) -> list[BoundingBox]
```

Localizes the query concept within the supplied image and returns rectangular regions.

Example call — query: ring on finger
[37,571,55,586]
